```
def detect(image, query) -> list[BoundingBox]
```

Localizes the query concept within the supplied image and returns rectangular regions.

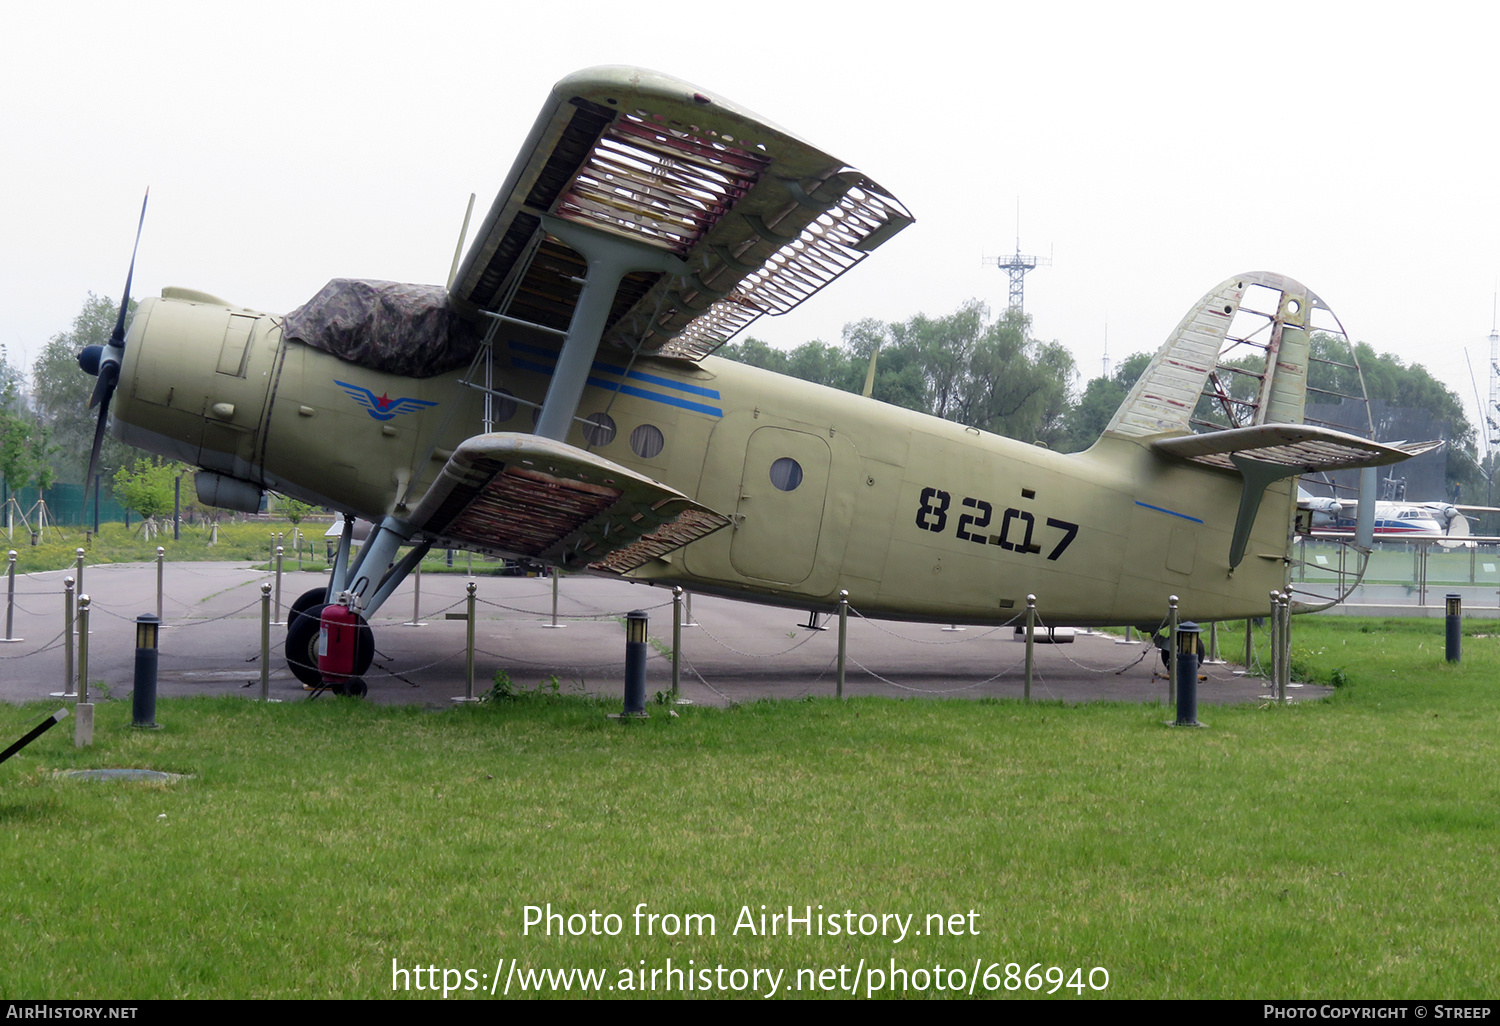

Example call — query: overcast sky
[4,1,1497,453]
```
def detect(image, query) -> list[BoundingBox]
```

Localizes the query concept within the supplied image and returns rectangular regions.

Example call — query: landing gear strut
[282,513,429,694]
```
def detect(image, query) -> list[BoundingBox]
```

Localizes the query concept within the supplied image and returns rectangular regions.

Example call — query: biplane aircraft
[79,66,1431,690]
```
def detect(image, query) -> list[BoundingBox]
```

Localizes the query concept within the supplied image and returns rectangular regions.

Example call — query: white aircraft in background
[1298,489,1500,545]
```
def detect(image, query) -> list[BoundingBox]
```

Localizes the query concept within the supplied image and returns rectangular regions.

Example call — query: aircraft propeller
[77,189,148,499]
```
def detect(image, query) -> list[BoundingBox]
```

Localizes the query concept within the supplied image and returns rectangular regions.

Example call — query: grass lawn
[1,616,1497,999]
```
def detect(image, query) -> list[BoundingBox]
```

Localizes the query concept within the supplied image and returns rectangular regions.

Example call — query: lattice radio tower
[990,201,1050,315]
[1489,293,1500,451]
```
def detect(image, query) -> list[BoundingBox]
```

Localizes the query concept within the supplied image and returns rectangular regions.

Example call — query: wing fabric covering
[410,434,730,574]
[448,66,914,361]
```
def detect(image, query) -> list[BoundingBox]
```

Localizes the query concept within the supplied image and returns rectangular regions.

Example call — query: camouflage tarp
[282,279,483,378]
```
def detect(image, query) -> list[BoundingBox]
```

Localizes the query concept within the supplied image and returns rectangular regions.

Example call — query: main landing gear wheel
[288,588,327,632]
[284,605,374,690]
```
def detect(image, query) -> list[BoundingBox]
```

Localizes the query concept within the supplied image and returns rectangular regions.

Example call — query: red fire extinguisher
[318,593,364,696]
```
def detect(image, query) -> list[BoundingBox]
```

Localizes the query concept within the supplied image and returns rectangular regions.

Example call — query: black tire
[342,678,368,699]
[284,606,374,688]
[288,588,328,632]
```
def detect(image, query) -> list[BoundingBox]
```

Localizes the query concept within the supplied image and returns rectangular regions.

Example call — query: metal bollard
[1024,595,1037,702]
[544,569,565,628]
[1267,591,1281,697]
[672,586,683,702]
[836,591,849,699]
[1243,615,1254,674]
[131,615,161,729]
[156,546,165,621]
[3,550,20,643]
[464,582,477,701]
[1167,595,1179,706]
[619,610,648,717]
[405,562,426,626]
[54,577,75,699]
[1446,594,1462,663]
[74,548,85,602]
[1172,621,1204,727]
[75,596,92,747]
[77,596,91,703]
[260,582,271,701]
[273,545,285,625]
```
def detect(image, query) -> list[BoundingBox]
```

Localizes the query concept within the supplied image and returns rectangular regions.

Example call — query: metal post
[75,595,92,747]
[405,561,426,627]
[1278,592,1291,703]
[77,596,90,703]
[1272,594,1284,696]
[672,586,683,701]
[1115,624,1135,645]
[156,546,165,621]
[260,582,272,701]
[1024,594,1036,702]
[1446,594,1462,663]
[684,591,698,627]
[465,582,477,701]
[54,577,75,699]
[3,550,19,643]
[1205,621,1223,664]
[173,474,181,541]
[1167,595,1179,706]
[273,545,285,625]
[1244,616,1254,673]
[74,548,84,603]
[544,570,565,628]
[131,615,161,729]
[836,590,849,699]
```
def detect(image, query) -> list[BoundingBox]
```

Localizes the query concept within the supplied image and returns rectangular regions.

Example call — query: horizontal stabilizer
[410,433,730,574]
[1152,424,1441,474]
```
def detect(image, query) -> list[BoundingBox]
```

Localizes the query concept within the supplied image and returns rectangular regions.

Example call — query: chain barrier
[473,594,675,621]
[1031,612,1162,676]
[847,604,1022,644]
[692,616,829,659]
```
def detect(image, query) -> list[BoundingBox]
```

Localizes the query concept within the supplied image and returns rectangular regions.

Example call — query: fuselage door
[729,427,831,585]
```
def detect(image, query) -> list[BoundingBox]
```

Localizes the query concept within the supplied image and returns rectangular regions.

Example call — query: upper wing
[408,432,730,575]
[448,66,913,361]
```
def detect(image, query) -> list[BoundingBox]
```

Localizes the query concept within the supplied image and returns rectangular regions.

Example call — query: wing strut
[532,216,686,441]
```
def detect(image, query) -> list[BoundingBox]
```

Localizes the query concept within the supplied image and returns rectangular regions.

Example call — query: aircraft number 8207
[914,487,1080,561]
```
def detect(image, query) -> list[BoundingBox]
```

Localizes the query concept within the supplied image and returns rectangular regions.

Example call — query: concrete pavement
[0,560,1324,708]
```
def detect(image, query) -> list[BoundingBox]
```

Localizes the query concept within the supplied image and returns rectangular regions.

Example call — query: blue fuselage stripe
[1134,501,1204,524]
[507,342,723,417]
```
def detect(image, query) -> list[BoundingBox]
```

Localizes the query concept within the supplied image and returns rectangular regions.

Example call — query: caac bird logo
[335,380,438,421]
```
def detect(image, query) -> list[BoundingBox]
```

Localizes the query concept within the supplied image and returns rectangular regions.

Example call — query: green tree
[1056,352,1152,452]
[720,301,1077,445]
[113,456,180,532]
[32,294,135,483]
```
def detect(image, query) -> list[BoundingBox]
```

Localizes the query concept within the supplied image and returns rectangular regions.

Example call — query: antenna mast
[990,199,1050,315]
[1489,290,1500,451]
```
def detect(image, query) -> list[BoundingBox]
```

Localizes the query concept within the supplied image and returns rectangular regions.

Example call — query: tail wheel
[284,606,374,688]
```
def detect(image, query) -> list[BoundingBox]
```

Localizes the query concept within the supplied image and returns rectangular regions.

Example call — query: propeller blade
[109,189,149,349]
[89,189,148,410]
[85,391,111,506]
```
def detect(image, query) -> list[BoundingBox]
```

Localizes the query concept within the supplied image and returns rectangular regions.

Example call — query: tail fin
[1103,272,1436,570]
[1104,271,1332,441]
